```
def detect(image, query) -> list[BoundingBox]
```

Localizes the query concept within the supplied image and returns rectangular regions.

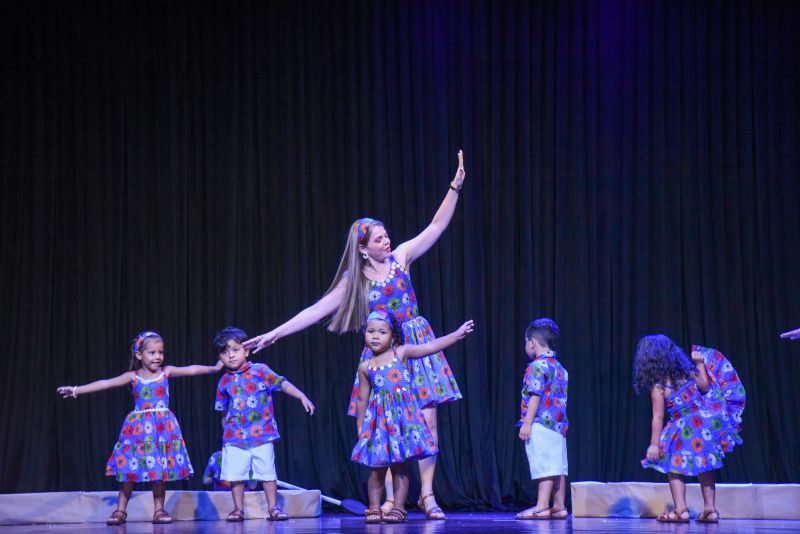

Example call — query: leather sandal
[549,506,569,519]
[152,509,173,524]
[226,508,245,522]
[380,499,394,514]
[383,508,408,523]
[656,507,689,523]
[268,506,288,521]
[417,493,446,520]
[106,510,127,525]
[515,507,552,520]
[696,509,720,523]
[364,508,382,524]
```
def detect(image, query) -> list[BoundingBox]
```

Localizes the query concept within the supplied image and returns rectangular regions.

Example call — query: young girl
[351,311,474,523]
[633,334,744,523]
[57,331,223,525]
[246,150,467,519]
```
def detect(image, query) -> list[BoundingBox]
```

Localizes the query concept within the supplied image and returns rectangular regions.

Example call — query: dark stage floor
[2,513,800,534]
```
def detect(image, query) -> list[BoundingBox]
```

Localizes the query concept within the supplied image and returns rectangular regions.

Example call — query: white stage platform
[0,489,321,524]
[571,481,800,519]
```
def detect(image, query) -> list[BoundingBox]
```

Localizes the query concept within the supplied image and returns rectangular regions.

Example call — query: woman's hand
[780,327,800,340]
[450,149,465,190]
[56,386,78,399]
[243,331,278,354]
[646,445,661,462]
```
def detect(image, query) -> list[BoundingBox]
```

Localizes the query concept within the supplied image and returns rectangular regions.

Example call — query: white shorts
[220,443,277,482]
[525,422,568,480]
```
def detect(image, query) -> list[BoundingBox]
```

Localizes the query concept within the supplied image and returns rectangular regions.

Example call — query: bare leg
[231,481,245,512]
[663,473,689,520]
[697,471,718,520]
[389,462,410,512]
[368,467,389,511]
[151,482,172,523]
[264,480,287,519]
[116,482,135,512]
[381,470,395,513]
[551,475,568,516]
[418,405,444,518]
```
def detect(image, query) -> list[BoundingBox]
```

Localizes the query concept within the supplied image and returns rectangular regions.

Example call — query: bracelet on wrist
[449,184,461,193]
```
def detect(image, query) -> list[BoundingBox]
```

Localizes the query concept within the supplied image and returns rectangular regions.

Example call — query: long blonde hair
[325,219,384,333]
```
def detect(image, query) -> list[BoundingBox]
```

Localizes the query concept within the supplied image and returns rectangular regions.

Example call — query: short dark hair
[213,326,248,353]
[525,318,560,349]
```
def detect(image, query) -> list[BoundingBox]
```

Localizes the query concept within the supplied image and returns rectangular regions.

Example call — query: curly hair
[362,312,405,349]
[633,334,695,394]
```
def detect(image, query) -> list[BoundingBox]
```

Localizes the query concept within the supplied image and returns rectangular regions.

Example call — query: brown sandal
[696,509,720,523]
[152,509,173,524]
[516,507,552,520]
[268,506,288,521]
[656,507,689,523]
[226,508,245,522]
[417,493,446,520]
[364,508,382,524]
[383,508,408,523]
[380,499,394,514]
[549,506,569,519]
[106,510,127,525]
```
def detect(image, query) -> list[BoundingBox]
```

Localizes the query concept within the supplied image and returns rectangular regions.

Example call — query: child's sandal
[364,508,383,524]
[549,506,569,519]
[105,510,127,525]
[152,509,173,524]
[696,509,720,523]
[268,506,289,521]
[515,507,551,520]
[656,507,689,523]
[383,508,408,523]
[226,508,245,522]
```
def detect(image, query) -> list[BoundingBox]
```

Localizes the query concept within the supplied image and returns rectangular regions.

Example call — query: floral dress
[692,344,746,430]
[351,355,438,467]
[347,255,461,415]
[641,378,742,476]
[105,370,194,482]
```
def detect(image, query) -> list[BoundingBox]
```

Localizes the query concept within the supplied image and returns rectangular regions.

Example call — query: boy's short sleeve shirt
[518,351,569,436]
[215,362,285,448]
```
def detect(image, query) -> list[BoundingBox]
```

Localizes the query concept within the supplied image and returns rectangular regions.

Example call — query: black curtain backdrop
[1,1,799,509]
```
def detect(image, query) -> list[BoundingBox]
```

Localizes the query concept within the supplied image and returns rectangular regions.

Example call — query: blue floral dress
[351,355,438,467]
[347,256,461,415]
[105,370,194,482]
[641,377,742,476]
[692,344,746,430]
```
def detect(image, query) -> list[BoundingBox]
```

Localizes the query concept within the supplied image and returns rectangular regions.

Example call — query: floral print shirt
[518,351,569,436]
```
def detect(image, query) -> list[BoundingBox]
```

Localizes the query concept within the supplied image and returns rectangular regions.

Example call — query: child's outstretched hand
[518,422,531,441]
[213,360,224,371]
[454,319,475,339]
[646,445,660,462]
[781,327,800,340]
[300,395,315,415]
[690,350,705,366]
[56,386,78,399]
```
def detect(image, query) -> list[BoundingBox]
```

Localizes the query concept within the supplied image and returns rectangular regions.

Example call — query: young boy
[516,318,569,520]
[213,326,315,521]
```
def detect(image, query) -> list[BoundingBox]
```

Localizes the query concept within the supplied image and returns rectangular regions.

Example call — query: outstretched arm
[56,372,135,398]
[780,327,800,340]
[166,360,224,378]
[280,380,315,415]
[243,281,346,353]
[399,320,474,361]
[393,150,465,268]
[646,386,665,461]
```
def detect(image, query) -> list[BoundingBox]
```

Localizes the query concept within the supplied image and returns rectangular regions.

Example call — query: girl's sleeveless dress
[351,355,438,467]
[641,378,742,476]
[105,371,194,482]
[347,256,461,415]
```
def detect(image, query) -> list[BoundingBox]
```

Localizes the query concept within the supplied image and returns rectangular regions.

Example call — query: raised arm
[646,386,665,461]
[690,350,710,394]
[166,360,224,378]
[355,363,371,436]
[244,281,346,353]
[56,372,135,398]
[399,319,474,361]
[280,380,315,415]
[393,150,465,268]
